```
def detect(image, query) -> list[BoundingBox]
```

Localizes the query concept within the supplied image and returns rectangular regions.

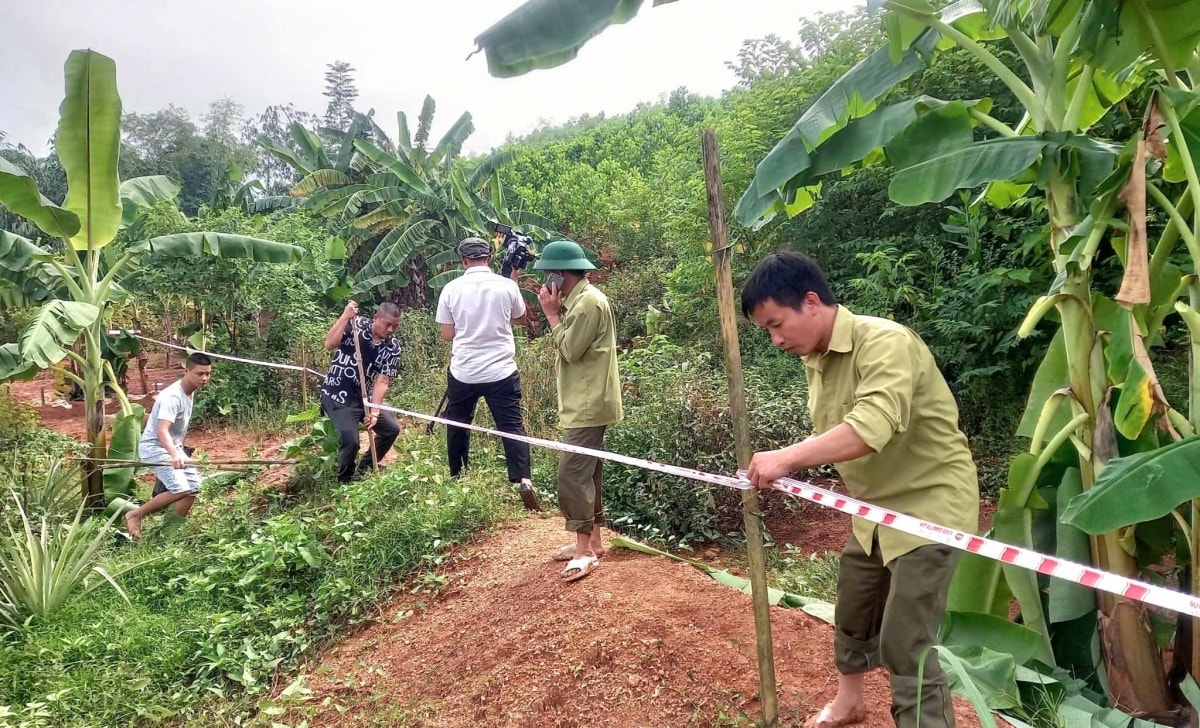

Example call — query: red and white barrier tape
[762,474,1200,619]
[132,335,1200,618]
[133,335,323,376]
[370,400,751,491]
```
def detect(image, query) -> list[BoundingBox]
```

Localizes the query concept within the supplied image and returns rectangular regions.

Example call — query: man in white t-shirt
[124,352,212,539]
[435,236,536,506]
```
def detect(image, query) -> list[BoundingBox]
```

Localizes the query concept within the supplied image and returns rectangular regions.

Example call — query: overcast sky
[2,0,859,156]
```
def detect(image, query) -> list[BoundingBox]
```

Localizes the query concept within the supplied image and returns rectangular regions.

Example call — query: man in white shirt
[124,352,212,539]
[435,237,536,507]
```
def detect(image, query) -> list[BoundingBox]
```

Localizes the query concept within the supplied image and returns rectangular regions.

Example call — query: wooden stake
[298,333,308,408]
[351,316,380,470]
[163,306,172,368]
[133,309,150,395]
[702,128,778,726]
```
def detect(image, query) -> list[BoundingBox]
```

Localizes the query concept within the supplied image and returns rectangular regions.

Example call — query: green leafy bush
[118,206,335,423]
[0,391,86,475]
[0,307,34,347]
[191,359,286,421]
[603,336,812,547]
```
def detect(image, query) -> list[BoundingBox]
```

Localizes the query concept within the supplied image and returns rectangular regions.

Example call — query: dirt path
[297,516,993,728]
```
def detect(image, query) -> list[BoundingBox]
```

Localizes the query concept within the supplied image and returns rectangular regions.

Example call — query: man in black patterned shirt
[321,301,402,482]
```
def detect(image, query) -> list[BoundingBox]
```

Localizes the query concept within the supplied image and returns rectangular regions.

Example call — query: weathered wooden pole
[701,128,779,726]
[352,318,379,469]
[133,306,150,395]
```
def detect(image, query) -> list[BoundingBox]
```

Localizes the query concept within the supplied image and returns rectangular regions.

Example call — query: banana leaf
[0,157,79,239]
[131,233,304,262]
[58,50,122,251]
[1062,435,1200,533]
[119,176,180,227]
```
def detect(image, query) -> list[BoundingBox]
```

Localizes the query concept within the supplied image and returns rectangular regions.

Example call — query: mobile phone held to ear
[546,272,564,292]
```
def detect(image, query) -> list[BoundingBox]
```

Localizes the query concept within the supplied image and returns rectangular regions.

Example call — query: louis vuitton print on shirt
[321,315,401,407]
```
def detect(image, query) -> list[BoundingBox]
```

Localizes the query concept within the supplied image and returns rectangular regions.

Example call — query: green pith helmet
[533,239,596,271]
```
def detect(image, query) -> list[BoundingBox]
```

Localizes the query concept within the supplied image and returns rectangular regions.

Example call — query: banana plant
[729,0,1200,713]
[0,50,304,509]
[261,98,553,306]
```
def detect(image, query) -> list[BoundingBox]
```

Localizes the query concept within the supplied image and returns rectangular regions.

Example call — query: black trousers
[322,394,400,483]
[443,371,531,482]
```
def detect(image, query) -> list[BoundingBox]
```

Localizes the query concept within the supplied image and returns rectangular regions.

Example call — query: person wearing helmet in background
[534,240,623,583]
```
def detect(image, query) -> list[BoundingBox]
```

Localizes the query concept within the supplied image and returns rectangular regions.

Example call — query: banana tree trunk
[82,323,107,511]
[1048,182,1170,713]
[390,258,430,311]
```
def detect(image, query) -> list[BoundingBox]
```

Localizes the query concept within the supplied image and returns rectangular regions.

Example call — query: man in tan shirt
[742,251,978,728]
[535,240,624,583]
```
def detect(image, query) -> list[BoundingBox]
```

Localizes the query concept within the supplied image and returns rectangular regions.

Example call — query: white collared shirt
[435,266,526,384]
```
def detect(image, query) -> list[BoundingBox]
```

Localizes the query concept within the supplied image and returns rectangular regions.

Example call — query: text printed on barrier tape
[133,335,1200,618]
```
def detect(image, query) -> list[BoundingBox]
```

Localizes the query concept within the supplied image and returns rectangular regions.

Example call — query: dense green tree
[241,103,321,193]
[120,101,255,215]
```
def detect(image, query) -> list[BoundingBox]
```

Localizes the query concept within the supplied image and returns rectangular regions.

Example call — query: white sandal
[561,555,599,582]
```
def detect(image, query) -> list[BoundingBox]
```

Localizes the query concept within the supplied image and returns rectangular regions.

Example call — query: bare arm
[325,301,358,350]
[364,375,391,430]
[156,419,186,469]
[746,424,874,489]
[510,270,526,323]
[789,424,873,468]
[439,323,456,342]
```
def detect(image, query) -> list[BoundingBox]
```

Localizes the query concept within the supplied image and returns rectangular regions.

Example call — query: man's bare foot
[804,701,867,728]
[123,512,143,540]
[552,543,606,561]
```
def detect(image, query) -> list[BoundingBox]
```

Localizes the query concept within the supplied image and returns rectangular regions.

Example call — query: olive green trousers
[835,532,959,728]
[557,426,607,534]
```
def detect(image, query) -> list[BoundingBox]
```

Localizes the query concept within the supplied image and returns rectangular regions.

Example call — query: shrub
[0,492,134,632]
[603,336,812,547]
[601,258,674,346]
[0,307,34,346]
[191,360,286,421]
[0,390,85,474]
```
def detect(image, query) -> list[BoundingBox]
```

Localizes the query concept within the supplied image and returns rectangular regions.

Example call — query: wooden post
[702,128,778,725]
[163,304,172,369]
[298,334,309,408]
[351,317,380,469]
[133,308,150,395]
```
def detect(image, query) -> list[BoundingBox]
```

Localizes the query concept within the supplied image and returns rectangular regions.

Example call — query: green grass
[769,545,842,604]
[0,434,517,728]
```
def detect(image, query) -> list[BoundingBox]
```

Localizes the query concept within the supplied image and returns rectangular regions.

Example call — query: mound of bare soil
[298,516,992,728]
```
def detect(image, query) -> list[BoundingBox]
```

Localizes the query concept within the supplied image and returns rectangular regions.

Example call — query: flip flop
[804,703,867,728]
[561,555,599,582]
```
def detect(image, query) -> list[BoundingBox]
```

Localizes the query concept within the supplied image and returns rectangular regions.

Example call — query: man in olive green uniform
[742,251,978,728]
[535,240,624,582]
